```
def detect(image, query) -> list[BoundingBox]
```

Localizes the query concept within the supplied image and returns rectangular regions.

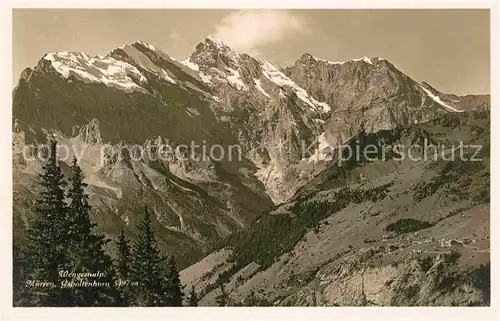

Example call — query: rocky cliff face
[284,53,474,149]
[179,112,491,306]
[12,36,490,268]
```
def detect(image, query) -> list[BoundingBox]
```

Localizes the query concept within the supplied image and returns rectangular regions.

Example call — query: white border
[2,0,498,9]
[1,1,498,321]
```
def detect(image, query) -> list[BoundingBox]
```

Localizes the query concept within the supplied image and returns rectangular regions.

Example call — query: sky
[12,9,490,95]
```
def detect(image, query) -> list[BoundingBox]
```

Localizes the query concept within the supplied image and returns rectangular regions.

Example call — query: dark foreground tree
[130,207,185,306]
[21,140,73,306]
[164,255,184,306]
[65,157,119,306]
[130,207,169,306]
[114,228,132,306]
[187,285,199,306]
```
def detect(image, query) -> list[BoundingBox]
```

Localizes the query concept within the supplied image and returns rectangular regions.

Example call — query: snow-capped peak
[43,51,148,93]
[133,40,157,52]
[199,35,239,59]
[190,35,241,70]
[203,35,233,50]
[117,40,156,52]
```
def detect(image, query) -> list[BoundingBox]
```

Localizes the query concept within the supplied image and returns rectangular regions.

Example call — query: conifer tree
[130,206,169,306]
[164,255,184,306]
[65,157,119,306]
[215,283,227,307]
[187,285,199,307]
[114,228,132,306]
[22,140,73,306]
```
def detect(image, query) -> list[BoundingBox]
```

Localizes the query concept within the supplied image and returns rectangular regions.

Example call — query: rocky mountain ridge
[12,36,490,269]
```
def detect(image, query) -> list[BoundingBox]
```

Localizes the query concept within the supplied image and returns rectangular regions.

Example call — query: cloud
[168,31,181,49]
[168,31,180,41]
[213,10,310,55]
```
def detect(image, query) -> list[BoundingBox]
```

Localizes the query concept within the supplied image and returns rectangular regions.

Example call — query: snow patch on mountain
[136,40,157,52]
[205,35,227,49]
[199,72,212,83]
[307,132,333,163]
[159,69,177,84]
[181,58,200,72]
[255,162,285,201]
[44,52,148,93]
[119,44,178,85]
[203,35,241,63]
[312,55,385,66]
[421,86,463,113]
[353,57,375,65]
[180,58,213,84]
[254,79,271,98]
[311,55,343,65]
[260,59,331,113]
[227,68,247,90]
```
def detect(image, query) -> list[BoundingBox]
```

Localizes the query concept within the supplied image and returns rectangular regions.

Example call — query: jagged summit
[188,35,241,70]
[297,52,316,62]
[116,36,231,58]
[203,35,229,49]
[194,35,237,54]
[129,40,158,51]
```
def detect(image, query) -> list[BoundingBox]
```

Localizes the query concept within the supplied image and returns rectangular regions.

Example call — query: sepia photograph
[3,2,497,319]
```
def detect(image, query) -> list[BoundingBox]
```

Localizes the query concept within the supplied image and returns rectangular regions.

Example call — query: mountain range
[12,35,490,305]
